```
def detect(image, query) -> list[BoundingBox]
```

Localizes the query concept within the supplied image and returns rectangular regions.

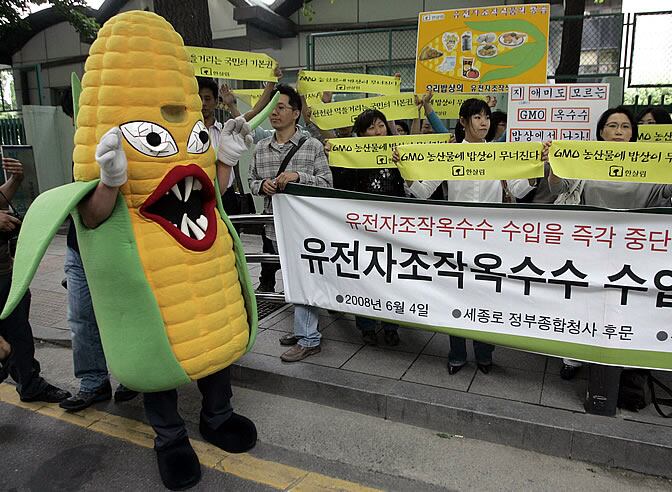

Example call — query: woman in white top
[405,97,535,375]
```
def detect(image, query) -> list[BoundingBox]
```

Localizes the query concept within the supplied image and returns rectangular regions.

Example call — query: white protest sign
[507,83,610,142]
[274,188,672,370]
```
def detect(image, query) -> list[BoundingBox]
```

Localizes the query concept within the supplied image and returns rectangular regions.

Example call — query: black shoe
[156,437,201,491]
[279,334,299,346]
[20,383,71,403]
[477,363,492,375]
[362,330,378,346]
[447,362,465,375]
[114,384,139,403]
[59,380,112,411]
[199,413,257,454]
[383,330,400,346]
[560,363,578,380]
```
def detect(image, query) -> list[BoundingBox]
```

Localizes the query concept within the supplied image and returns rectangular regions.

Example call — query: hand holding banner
[185,46,277,81]
[297,70,401,96]
[549,141,672,184]
[328,134,454,169]
[396,142,544,181]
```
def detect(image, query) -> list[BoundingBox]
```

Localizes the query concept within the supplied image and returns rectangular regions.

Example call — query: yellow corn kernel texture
[73,10,249,380]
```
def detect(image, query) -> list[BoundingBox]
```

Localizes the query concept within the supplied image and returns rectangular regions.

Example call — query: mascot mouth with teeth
[1,10,278,490]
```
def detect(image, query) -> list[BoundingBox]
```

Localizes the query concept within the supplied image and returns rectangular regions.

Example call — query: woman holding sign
[401,97,535,375]
[549,106,672,380]
[332,109,403,347]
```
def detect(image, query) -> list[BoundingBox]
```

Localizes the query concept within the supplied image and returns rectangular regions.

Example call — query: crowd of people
[1,69,670,429]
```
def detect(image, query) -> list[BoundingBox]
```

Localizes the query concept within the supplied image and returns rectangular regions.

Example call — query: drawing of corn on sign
[415,5,550,93]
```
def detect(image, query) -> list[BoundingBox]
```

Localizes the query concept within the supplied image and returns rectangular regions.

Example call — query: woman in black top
[331,109,403,346]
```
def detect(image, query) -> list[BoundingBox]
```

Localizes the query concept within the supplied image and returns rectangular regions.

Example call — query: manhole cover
[257,300,287,320]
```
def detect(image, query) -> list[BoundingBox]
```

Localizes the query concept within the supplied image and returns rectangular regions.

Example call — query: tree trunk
[555,0,586,83]
[154,0,212,47]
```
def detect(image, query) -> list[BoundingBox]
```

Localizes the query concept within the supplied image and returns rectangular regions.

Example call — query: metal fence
[0,117,26,145]
[305,13,628,86]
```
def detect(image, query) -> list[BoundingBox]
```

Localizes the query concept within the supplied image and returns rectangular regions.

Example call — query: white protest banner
[507,84,610,142]
[275,186,672,370]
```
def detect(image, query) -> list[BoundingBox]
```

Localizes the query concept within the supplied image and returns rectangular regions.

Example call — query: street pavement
[3,232,672,490]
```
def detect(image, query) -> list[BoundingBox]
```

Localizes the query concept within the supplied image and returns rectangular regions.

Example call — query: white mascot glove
[217,115,253,167]
[95,127,128,187]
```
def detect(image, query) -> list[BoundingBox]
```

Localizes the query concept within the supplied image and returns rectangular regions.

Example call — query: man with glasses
[249,84,332,362]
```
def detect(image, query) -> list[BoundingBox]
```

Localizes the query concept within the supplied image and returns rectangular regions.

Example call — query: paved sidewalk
[26,233,672,479]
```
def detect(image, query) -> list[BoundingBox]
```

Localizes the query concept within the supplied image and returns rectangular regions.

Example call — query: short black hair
[486,110,507,142]
[197,77,218,99]
[272,83,302,124]
[352,109,391,137]
[596,106,638,142]
[637,106,672,124]
[459,98,491,121]
[395,120,410,134]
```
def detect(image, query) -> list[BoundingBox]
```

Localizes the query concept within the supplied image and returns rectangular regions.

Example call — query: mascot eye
[187,121,210,154]
[119,121,178,158]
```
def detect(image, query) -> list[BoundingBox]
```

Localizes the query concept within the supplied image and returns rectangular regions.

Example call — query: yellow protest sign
[415,4,550,94]
[185,46,277,81]
[328,134,454,169]
[638,124,672,142]
[549,141,672,184]
[422,93,488,119]
[310,94,417,130]
[233,89,264,107]
[396,142,544,181]
[297,70,401,96]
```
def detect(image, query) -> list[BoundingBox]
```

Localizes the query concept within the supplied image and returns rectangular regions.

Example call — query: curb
[232,352,672,479]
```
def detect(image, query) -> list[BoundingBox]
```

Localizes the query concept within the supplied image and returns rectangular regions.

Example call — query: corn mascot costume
[0,10,279,490]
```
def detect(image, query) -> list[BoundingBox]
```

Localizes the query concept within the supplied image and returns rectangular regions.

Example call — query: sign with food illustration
[415,4,550,94]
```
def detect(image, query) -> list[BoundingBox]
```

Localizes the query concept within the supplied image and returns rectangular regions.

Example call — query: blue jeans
[355,317,398,334]
[65,247,109,392]
[293,305,321,348]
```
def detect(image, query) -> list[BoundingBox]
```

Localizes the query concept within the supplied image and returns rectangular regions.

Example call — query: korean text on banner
[310,94,417,130]
[422,93,488,119]
[274,188,672,370]
[328,134,454,169]
[549,141,672,184]
[415,4,550,94]
[507,84,610,142]
[638,124,672,142]
[185,46,277,81]
[396,142,544,180]
[297,70,401,96]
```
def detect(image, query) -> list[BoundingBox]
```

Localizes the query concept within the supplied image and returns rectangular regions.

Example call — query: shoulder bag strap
[275,137,308,178]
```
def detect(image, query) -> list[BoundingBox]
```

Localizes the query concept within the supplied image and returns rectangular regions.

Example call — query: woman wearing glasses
[548,106,672,380]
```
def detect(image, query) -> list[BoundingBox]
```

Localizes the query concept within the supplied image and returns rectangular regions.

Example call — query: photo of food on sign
[415,5,550,93]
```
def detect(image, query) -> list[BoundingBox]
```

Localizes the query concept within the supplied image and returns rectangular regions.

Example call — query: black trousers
[259,233,280,289]
[143,367,233,449]
[0,273,47,398]
[448,335,494,365]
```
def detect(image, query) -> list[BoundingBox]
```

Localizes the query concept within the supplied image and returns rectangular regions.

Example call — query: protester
[395,120,410,135]
[330,109,404,346]
[58,90,138,411]
[402,96,536,374]
[0,157,70,403]
[549,106,672,379]
[486,110,507,142]
[637,106,672,125]
[249,84,332,362]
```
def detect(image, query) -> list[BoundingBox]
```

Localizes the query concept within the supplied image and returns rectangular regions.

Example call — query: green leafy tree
[0,1,99,40]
